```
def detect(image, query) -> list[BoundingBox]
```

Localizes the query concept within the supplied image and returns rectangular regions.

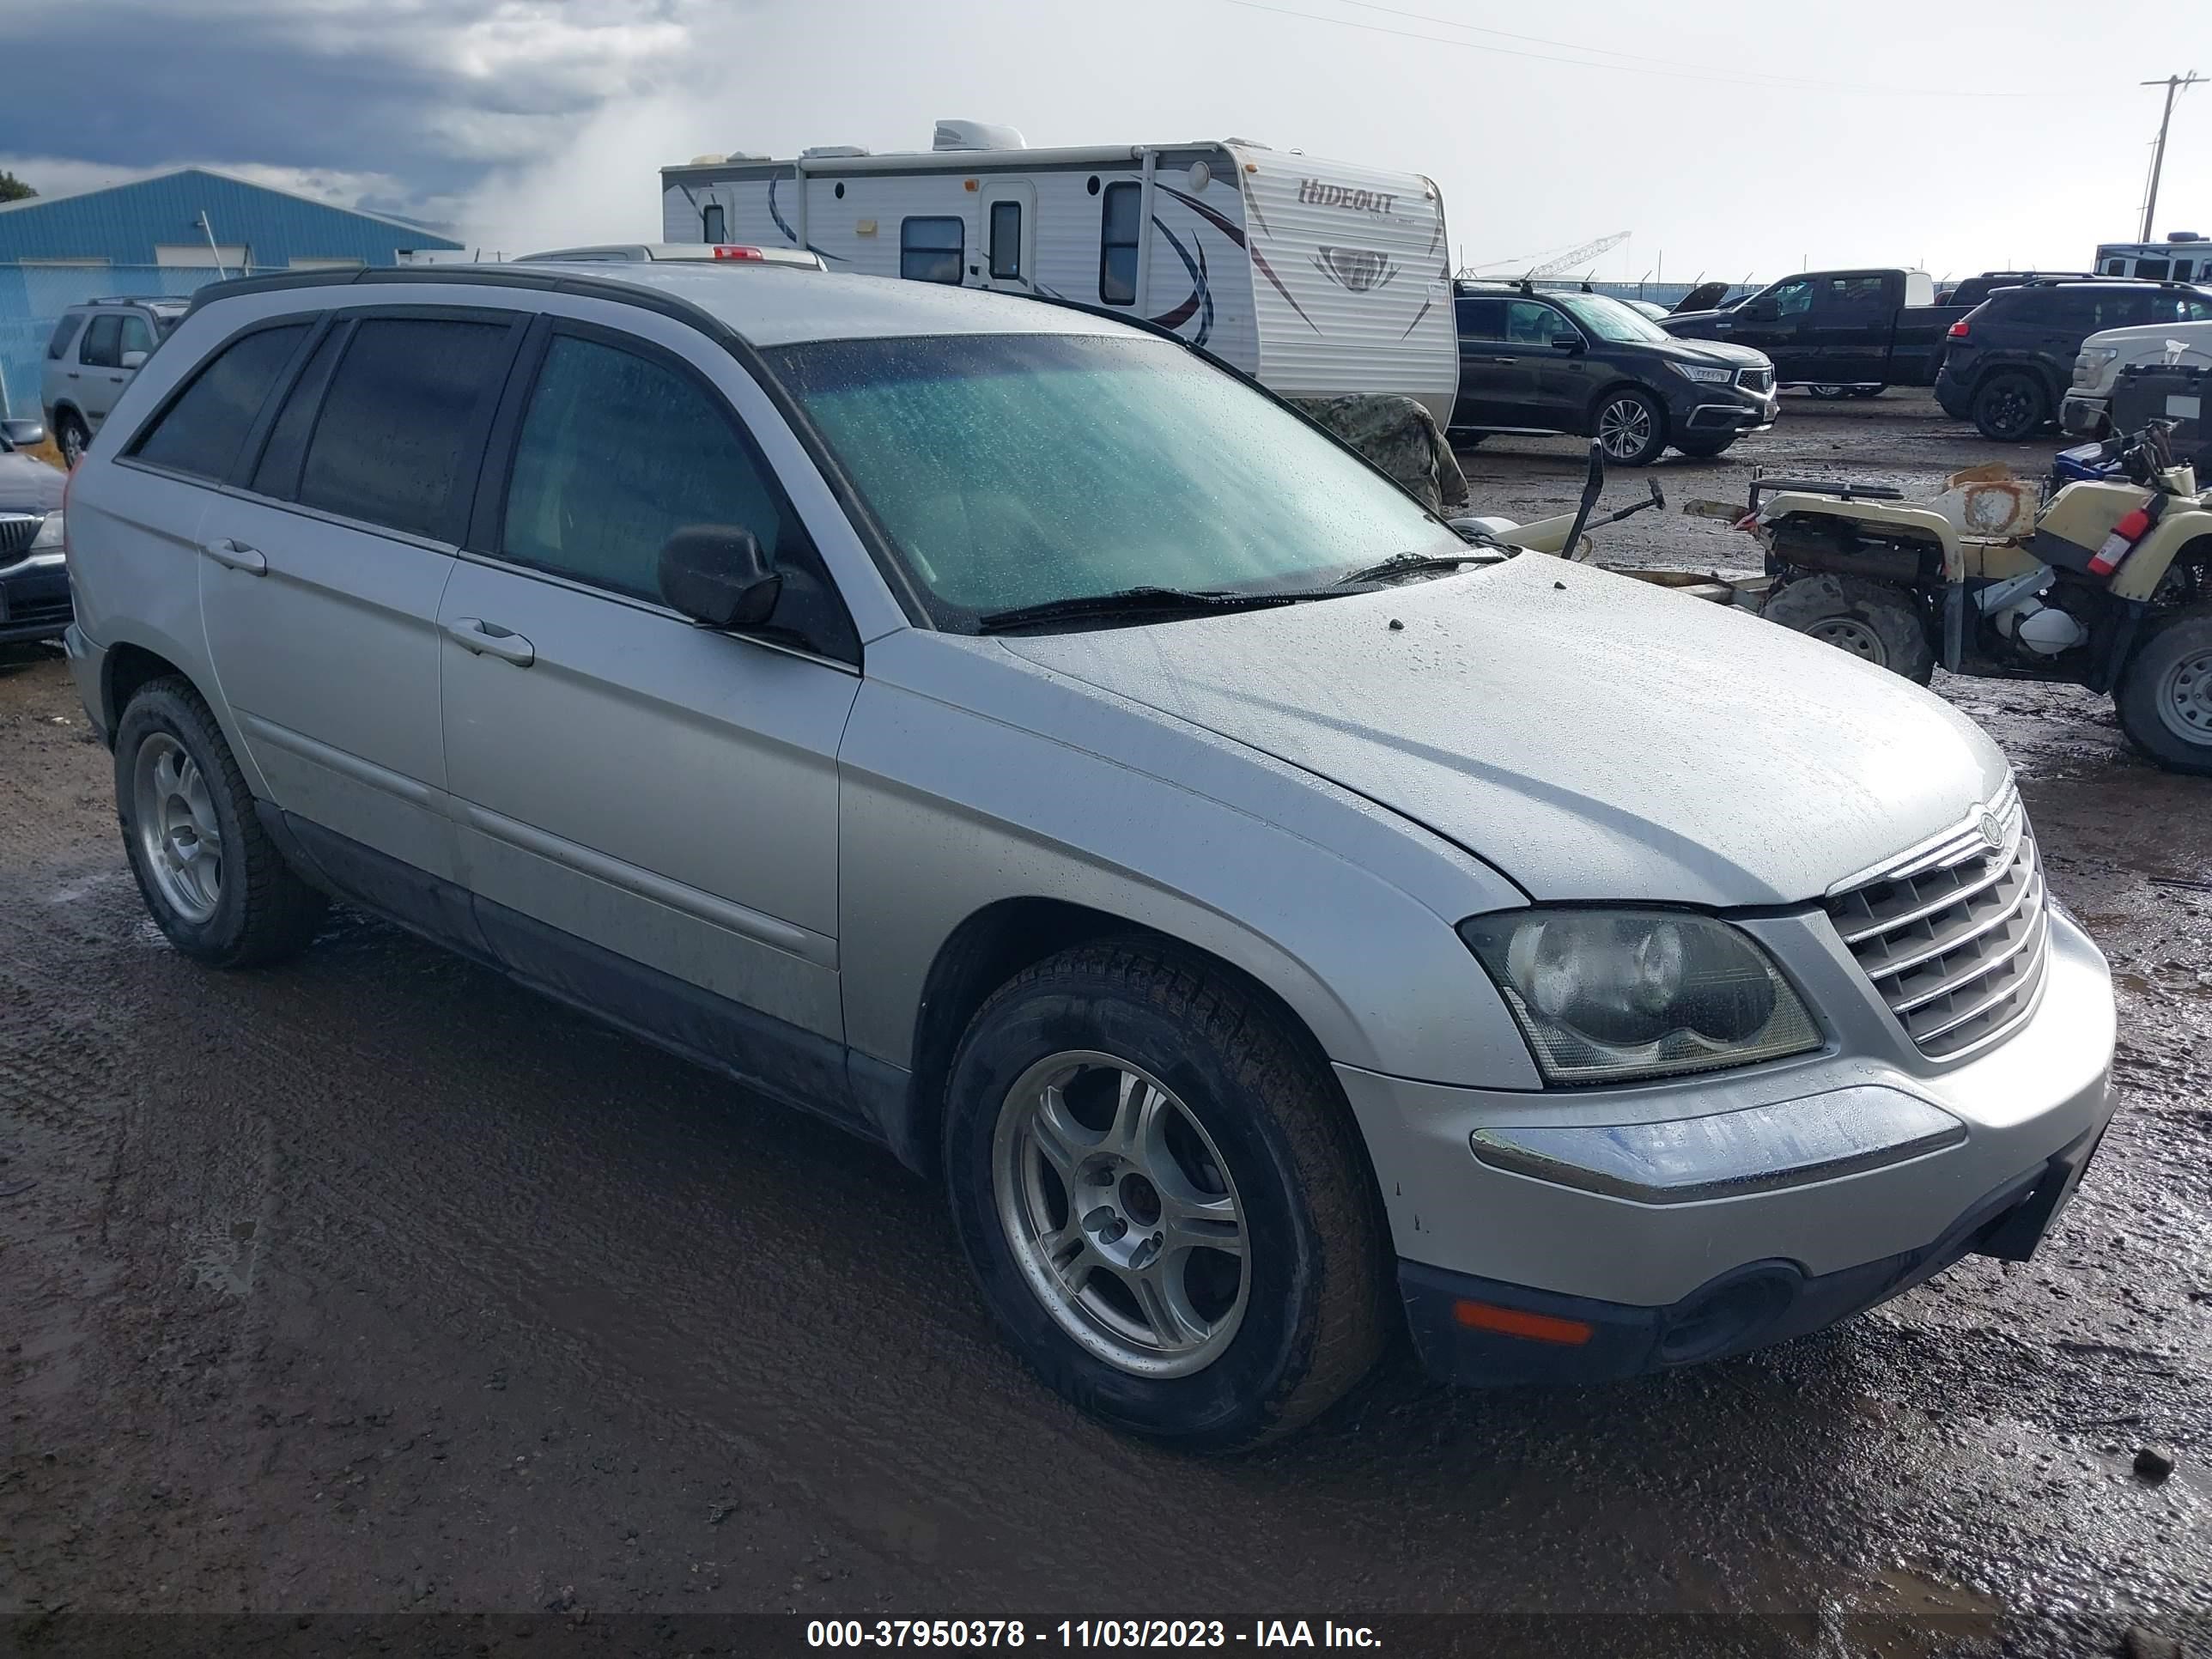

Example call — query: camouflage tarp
[1290,393,1468,514]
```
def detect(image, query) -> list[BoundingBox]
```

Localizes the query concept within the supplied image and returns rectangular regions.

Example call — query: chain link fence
[0,263,283,420]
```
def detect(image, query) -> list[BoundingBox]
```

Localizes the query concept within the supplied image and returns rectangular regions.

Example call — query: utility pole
[2140,71,2202,243]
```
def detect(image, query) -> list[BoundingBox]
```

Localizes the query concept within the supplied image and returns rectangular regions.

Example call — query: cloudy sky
[2,0,2207,282]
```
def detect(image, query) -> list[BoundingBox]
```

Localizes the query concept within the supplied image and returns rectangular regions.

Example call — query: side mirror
[1550,334,1583,354]
[0,418,44,449]
[120,350,149,371]
[658,526,781,629]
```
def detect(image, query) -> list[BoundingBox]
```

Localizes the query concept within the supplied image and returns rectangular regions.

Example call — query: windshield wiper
[1334,547,1503,586]
[975,586,1335,633]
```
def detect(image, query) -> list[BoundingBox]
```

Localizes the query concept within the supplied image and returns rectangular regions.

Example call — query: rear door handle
[200,538,266,575]
[446,617,536,666]
[1490,356,1516,364]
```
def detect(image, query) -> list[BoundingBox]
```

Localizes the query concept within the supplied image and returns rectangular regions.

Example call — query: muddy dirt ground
[3,393,2208,1658]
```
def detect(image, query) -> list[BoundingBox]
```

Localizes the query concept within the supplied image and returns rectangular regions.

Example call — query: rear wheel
[116,678,326,965]
[2115,609,2212,775]
[1762,574,1935,684]
[1847,386,1884,399]
[942,940,1387,1451]
[1593,387,1668,466]
[1972,372,2048,442]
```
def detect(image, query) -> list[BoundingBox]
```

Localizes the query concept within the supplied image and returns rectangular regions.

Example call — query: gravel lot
[3,392,2208,1658]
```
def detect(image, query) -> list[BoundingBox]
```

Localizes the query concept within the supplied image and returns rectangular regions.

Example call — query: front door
[1803,273,1891,384]
[979,179,1036,293]
[198,308,525,889]
[438,318,861,1089]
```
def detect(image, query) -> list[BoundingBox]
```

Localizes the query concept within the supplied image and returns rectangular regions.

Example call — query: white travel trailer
[659,123,1459,424]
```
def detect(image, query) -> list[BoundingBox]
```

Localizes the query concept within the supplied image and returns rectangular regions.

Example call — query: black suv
[1449,283,1778,465]
[1935,280,2212,441]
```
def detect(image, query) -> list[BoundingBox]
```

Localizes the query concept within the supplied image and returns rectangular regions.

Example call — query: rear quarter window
[129,323,312,481]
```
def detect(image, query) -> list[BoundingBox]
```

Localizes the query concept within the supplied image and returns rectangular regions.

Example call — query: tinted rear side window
[296,317,511,540]
[131,324,310,481]
[81,315,123,368]
[1454,295,1508,337]
[46,316,84,360]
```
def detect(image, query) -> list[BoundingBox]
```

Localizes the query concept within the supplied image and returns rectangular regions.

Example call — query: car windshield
[767,333,1462,627]
[1553,293,1672,344]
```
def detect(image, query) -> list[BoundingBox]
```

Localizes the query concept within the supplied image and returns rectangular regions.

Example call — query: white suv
[40,296,189,466]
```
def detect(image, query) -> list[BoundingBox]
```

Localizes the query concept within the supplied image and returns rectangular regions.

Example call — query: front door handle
[200,538,266,575]
[446,617,536,667]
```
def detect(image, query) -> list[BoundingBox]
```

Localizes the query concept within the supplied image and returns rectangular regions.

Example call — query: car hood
[1658,336,1771,369]
[997,555,2008,908]
[0,452,64,516]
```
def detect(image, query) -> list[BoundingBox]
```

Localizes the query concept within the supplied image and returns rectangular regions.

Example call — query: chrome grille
[1737,367,1775,394]
[1825,780,2050,1061]
[0,514,43,562]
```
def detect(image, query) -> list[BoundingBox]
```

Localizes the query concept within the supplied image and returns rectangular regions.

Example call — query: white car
[2063,317,2212,436]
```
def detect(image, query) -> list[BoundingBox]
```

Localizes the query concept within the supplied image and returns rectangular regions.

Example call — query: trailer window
[901,216,964,284]
[702,202,726,242]
[2102,259,2126,276]
[1099,181,1140,305]
[2137,258,2170,280]
[989,201,1023,280]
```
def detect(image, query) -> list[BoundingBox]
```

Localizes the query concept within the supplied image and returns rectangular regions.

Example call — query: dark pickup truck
[1663,269,1968,392]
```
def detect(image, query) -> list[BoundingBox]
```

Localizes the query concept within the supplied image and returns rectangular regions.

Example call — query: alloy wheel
[992,1051,1249,1378]
[133,732,223,924]
[1596,397,1655,460]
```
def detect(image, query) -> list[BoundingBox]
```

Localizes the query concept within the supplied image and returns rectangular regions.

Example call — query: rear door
[197,307,525,892]
[1449,295,1523,428]
[437,313,862,1083]
[76,314,131,428]
[1804,273,1893,384]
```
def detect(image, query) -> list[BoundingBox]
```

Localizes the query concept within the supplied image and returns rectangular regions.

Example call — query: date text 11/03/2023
[806,1620,1382,1649]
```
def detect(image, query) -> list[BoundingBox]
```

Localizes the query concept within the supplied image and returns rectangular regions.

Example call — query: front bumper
[0,550,70,644]
[1335,907,2116,1384]
[1677,390,1778,434]
[2061,392,2112,438]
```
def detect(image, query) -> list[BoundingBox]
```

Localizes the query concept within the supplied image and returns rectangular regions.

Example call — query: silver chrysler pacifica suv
[60,261,2117,1449]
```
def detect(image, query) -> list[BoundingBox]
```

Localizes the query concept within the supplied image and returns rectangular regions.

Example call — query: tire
[2114,608,2212,775]
[1972,372,2049,443]
[1807,385,1850,401]
[1847,386,1884,399]
[1592,386,1668,466]
[115,678,326,966]
[55,410,89,468]
[942,939,1387,1452]
[1761,574,1936,684]
[1672,434,1738,459]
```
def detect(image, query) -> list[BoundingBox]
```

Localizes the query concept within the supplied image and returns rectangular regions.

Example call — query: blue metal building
[0,167,463,416]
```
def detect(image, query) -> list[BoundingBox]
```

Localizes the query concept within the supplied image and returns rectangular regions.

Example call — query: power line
[1224,0,2048,98]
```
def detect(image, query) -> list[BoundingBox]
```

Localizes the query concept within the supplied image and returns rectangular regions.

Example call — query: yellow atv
[1747,423,2212,775]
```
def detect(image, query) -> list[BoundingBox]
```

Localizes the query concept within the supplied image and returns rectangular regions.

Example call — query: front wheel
[56,411,89,468]
[1672,434,1738,459]
[2115,609,2212,775]
[942,941,1387,1451]
[115,678,327,965]
[1762,574,1936,684]
[1593,388,1668,466]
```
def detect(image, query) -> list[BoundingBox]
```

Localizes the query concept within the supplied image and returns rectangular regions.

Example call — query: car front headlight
[28,510,64,552]
[1458,908,1821,1085]
[1668,362,1735,385]
[2073,346,2119,387]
